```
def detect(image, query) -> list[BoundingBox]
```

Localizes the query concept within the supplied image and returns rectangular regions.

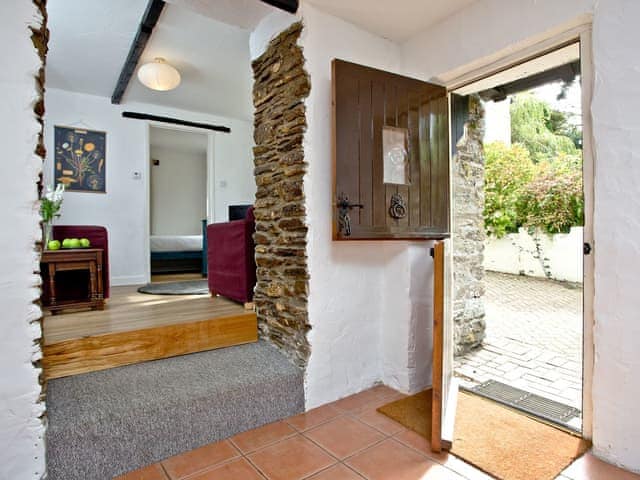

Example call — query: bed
[150,221,208,275]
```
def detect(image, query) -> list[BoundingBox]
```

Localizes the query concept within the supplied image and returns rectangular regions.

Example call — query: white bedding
[150,235,203,252]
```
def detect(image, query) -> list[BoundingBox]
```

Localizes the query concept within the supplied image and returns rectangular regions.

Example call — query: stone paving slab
[455,271,583,411]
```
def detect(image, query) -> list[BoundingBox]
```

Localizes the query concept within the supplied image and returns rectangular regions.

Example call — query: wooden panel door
[332,59,449,240]
[432,239,457,452]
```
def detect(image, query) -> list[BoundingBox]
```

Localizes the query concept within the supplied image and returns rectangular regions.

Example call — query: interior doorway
[450,42,588,433]
[147,125,210,285]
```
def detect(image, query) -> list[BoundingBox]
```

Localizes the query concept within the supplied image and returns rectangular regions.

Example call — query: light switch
[132,171,142,180]
[219,180,227,188]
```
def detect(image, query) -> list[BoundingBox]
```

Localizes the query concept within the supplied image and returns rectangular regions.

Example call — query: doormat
[377,389,590,480]
[470,379,581,430]
[137,280,209,295]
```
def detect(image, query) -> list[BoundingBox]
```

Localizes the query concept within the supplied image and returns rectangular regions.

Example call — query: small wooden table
[41,248,105,314]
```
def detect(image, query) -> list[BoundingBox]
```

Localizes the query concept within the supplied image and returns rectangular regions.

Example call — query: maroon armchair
[207,207,256,303]
[45,225,110,300]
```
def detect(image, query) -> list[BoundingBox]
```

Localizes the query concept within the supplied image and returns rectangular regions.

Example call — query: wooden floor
[42,284,257,379]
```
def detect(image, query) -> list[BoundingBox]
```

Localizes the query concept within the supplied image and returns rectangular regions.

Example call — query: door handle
[337,194,363,237]
[583,242,592,255]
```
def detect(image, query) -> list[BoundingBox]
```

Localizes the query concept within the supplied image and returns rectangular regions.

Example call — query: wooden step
[42,285,258,379]
[43,312,257,379]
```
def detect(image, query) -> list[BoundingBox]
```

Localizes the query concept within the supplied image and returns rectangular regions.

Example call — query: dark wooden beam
[478,60,580,102]
[122,111,231,133]
[111,0,166,104]
[260,0,299,14]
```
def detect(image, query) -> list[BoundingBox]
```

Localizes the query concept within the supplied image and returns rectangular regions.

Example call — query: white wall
[402,0,640,472]
[0,2,46,479]
[213,119,256,222]
[485,227,584,283]
[253,5,433,408]
[44,88,254,285]
[150,145,207,235]
[590,0,640,470]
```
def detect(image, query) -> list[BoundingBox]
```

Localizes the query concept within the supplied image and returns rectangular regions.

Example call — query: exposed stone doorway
[451,45,585,432]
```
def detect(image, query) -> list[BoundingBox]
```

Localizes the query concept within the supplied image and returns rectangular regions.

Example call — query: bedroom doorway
[147,125,211,288]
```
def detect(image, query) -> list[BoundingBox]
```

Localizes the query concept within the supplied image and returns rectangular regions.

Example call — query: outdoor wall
[485,227,584,283]
[401,0,640,471]
[0,1,46,479]
[44,87,253,285]
[452,96,486,356]
[150,145,207,236]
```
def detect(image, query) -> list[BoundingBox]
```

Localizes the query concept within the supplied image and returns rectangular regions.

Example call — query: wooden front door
[332,59,449,240]
[432,239,457,452]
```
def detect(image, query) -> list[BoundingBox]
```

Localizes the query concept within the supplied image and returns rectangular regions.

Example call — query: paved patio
[454,271,583,412]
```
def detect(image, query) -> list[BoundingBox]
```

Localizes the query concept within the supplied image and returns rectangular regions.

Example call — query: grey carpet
[46,341,304,480]
[137,279,209,295]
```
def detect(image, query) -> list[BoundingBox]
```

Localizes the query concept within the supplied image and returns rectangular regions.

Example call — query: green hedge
[484,142,584,237]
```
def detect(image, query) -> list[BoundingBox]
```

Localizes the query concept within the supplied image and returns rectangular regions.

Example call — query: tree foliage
[510,93,580,162]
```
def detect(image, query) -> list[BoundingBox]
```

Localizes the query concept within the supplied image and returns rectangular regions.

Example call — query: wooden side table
[41,248,105,314]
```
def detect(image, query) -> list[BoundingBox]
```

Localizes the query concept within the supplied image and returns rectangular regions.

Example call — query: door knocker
[389,193,407,219]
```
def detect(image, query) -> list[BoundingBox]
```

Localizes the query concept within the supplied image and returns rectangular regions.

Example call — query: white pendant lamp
[137,57,181,91]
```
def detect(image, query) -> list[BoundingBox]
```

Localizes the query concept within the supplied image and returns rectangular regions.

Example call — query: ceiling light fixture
[137,57,181,91]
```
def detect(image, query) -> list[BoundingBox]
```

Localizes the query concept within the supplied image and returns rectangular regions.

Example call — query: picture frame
[54,125,106,193]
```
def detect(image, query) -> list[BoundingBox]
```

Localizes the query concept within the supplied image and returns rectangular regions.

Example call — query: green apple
[62,238,72,248]
[69,238,81,248]
[79,238,90,247]
[47,240,61,250]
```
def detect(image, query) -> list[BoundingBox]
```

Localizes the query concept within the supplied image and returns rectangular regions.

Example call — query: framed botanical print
[54,126,106,193]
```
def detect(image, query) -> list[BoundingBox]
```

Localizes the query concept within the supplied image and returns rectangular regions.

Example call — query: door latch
[337,193,363,237]
[583,242,592,255]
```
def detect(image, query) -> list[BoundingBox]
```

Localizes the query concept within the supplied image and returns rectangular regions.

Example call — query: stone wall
[453,95,486,356]
[251,23,311,367]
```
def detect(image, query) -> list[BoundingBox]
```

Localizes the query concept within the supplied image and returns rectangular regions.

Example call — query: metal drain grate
[467,379,581,430]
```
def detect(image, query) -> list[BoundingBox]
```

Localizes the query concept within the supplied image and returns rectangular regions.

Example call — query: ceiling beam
[122,111,231,133]
[111,0,165,104]
[259,0,299,14]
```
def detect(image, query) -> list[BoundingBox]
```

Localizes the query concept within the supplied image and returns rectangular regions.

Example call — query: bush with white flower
[41,184,65,246]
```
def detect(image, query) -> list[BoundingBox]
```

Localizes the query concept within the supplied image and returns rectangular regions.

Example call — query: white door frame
[440,20,595,439]
[143,122,215,283]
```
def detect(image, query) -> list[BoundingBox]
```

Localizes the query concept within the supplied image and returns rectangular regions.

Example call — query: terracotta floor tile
[393,429,449,463]
[304,416,385,460]
[357,391,408,412]
[355,407,406,435]
[331,389,381,413]
[561,453,640,480]
[188,458,265,480]
[161,440,239,479]
[114,463,167,480]
[230,421,296,454]
[286,404,342,432]
[305,463,364,479]
[248,435,335,480]
[368,385,401,398]
[346,438,465,480]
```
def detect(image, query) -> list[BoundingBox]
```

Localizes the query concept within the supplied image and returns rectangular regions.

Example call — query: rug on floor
[137,279,208,295]
[46,341,304,480]
[377,389,590,480]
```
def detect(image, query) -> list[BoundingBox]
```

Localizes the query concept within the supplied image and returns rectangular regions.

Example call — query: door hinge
[430,247,435,258]
[583,242,592,255]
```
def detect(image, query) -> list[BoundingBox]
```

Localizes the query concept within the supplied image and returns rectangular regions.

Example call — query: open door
[432,239,457,452]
